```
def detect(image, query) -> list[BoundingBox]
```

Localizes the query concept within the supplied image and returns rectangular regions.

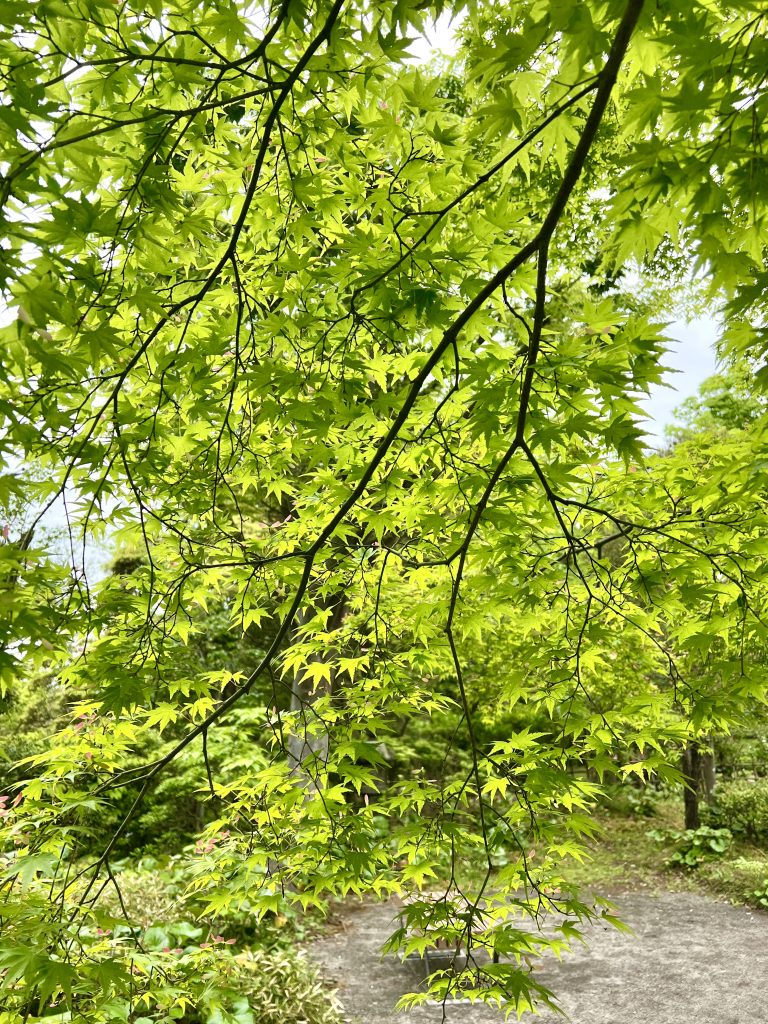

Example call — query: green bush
[703,780,768,842]
[89,859,340,1024]
[220,949,341,1024]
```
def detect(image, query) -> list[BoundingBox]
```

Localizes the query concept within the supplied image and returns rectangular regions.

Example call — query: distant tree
[666,362,766,445]
[663,360,768,826]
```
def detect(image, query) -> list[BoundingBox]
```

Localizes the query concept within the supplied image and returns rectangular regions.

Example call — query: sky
[639,317,719,445]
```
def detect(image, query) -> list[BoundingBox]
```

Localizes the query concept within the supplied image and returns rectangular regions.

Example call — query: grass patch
[562,800,689,895]
[562,797,768,910]
[698,851,768,908]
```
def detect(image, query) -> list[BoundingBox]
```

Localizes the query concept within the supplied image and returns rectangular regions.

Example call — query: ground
[304,800,768,1022]
[306,891,768,1024]
[307,888,768,1024]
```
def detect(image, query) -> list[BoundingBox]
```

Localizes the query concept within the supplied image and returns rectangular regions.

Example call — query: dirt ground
[306,892,768,1023]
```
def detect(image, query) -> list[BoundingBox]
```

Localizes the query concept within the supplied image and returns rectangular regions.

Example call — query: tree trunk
[682,743,701,830]
[286,596,346,792]
[700,745,716,802]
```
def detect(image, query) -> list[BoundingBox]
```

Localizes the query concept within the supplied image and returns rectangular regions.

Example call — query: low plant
[699,855,768,910]
[648,826,732,869]
[186,947,341,1024]
[749,878,768,909]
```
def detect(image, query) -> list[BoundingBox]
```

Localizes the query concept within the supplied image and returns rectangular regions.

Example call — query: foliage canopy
[1,0,768,1017]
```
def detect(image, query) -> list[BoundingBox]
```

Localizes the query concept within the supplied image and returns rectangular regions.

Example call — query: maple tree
[1,0,768,1017]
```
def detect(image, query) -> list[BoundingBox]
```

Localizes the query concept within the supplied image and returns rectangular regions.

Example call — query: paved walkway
[306,893,768,1023]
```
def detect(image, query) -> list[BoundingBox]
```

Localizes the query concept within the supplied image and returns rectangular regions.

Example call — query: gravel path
[306,893,768,1023]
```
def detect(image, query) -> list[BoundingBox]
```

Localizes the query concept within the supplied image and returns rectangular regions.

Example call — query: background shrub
[703,780,768,842]
[92,858,340,1024]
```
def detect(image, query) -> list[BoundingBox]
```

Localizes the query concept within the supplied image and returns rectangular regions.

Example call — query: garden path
[306,892,767,1023]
